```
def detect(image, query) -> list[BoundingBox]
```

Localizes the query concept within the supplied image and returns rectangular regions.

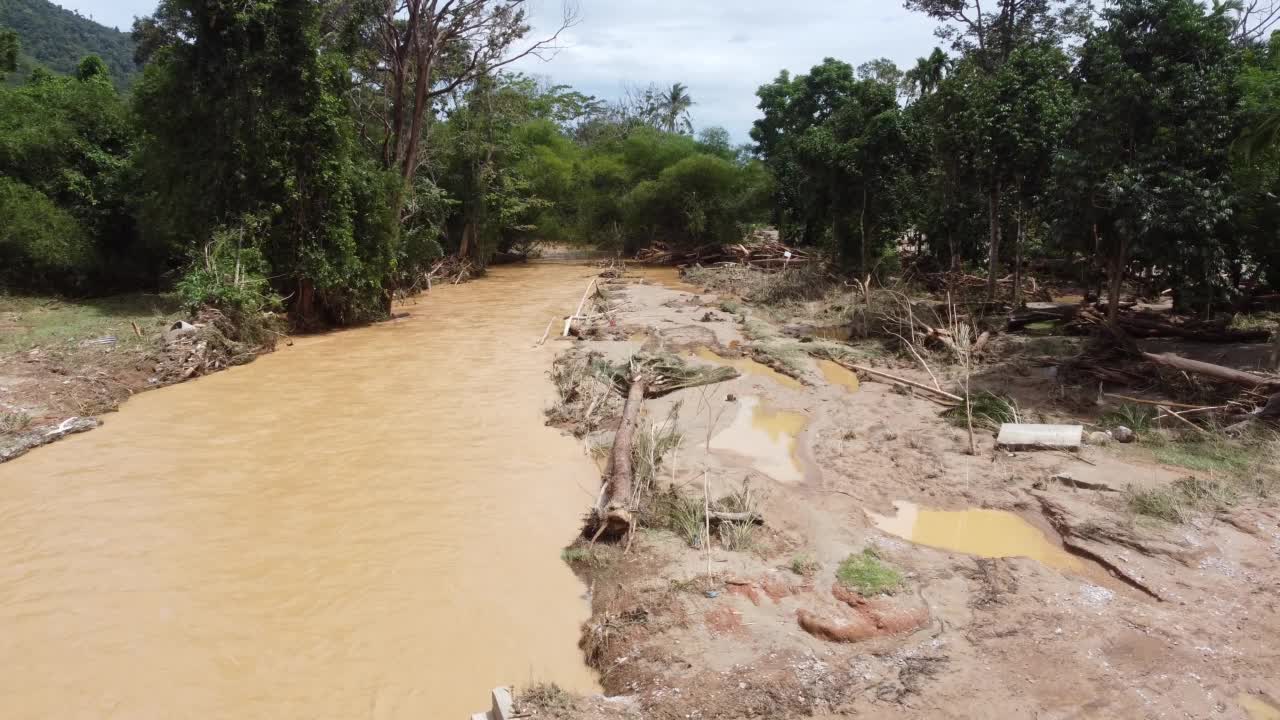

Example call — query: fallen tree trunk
[1141,352,1280,391]
[594,373,647,539]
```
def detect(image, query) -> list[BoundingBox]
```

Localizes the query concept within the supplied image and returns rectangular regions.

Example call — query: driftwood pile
[634,233,811,271]
[922,271,1052,302]
[1065,305,1270,343]
[1007,301,1273,343]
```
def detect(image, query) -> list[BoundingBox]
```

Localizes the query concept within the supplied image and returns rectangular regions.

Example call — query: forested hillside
[0,0,135,86]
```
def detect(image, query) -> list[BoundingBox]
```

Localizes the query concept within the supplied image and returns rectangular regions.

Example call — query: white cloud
[513,0,942,140]
[59,0,944,141]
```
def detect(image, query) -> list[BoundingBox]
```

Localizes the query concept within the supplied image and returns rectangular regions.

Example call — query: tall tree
[368,0,576,186]
[659,82,694,134]
[134,0,400,325]
[0,28,16,79]
[1061,0,1240,321]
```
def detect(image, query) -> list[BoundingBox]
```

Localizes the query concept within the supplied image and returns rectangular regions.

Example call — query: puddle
[709,396,807,484]
[868,501,1082,572]
[693,347,803,390]
[629,266,703,294]
[817,359,860,392]
[1241,694,1280,720]
[810,325,853,341]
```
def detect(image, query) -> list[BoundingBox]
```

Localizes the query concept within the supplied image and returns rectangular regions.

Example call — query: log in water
[0,263,602,719]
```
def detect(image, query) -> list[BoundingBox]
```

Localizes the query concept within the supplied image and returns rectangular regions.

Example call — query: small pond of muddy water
[0,263,602,719]
[869,501,1083,572]
[1241,693,1280,720]
[691,347,803,390]
[816,358,861,392]
[709,396,808,484]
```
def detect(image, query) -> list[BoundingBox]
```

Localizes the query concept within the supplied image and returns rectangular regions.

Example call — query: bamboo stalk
[832,360,964,403]
[1157,405,1210,435]
[564,278,598,337]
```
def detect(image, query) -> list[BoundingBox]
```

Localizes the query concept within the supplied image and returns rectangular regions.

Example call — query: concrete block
[996,423,1083,450]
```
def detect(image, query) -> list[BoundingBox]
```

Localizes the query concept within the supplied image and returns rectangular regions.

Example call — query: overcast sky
[60,0,942,141]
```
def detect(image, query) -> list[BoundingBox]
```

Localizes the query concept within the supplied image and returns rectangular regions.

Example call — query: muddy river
[0,264,602,719]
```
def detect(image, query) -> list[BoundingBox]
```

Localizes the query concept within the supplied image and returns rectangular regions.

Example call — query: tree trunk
[596,375,648,537]
[1012,197,1024,308]
[986,177,1002,302]
[1142,352,1280,391]
[400,49,435,183]
[860,186,868,275]
[1106,236,1127,326]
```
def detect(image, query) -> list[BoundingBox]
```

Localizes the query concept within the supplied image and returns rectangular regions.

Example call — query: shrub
[0,178,93,291]
[176,217,282,345]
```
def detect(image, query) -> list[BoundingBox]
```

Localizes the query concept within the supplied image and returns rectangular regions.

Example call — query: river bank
[0,293,279,463]
[529,265,1280,719]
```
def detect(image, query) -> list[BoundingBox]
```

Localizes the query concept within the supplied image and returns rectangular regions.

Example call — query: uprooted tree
[589,353,738,540]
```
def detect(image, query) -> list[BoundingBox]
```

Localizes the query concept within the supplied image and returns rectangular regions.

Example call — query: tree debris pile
[921,270,1053,303]
[634,229,812,270]
[545,349,624,438]
[152,308,272,384]
[587,353,738,541]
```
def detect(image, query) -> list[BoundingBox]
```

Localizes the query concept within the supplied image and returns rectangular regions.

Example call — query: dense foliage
[753,0,1280,310]
[0,0,136,87]
[4,0,1280,327]
[0,0,767,326]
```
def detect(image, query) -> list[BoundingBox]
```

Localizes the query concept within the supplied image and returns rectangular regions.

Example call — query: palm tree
[659,82,694,134]
[903,48,950,100]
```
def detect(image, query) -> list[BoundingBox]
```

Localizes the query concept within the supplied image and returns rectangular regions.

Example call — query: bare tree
[374,0,579,185]
[1220,0,1280,43]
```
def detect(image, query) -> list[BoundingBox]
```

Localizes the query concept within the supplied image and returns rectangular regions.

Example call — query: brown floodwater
[0,264,602,719]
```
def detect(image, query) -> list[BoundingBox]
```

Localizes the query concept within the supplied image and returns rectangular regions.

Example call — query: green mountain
[0,0,138,87]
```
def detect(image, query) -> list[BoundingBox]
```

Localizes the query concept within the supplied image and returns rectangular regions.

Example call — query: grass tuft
[0,411,33,435]
[943,391,1018,430]
[1102,403,1157,433]
[836,548,902,596]
[789,553,820,577]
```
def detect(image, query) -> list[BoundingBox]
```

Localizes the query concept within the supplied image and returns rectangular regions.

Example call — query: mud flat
[528,265,1280,720]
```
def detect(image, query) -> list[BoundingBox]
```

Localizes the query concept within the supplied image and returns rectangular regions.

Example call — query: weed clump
[1102,403,1156,433]
[1127,476,1241,522]
[0,411,32,435]
[943,391,1018,430]
[836,548,902,596]
[790,553,820,577]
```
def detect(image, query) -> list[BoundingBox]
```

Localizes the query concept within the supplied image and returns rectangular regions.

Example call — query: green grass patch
[1127,476,1241,523]
[1151,438,1255,476]
[1229,311,1279,334]
[0,293,183,354]
[836,548,902,596]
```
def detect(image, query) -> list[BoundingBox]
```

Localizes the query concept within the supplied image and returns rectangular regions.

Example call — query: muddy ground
[529,267,1280,720]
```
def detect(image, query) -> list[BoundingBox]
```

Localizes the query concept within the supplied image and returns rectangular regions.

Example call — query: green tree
[1061,0,1240,319]
[134,0,400,325]
[0,28,17,80]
